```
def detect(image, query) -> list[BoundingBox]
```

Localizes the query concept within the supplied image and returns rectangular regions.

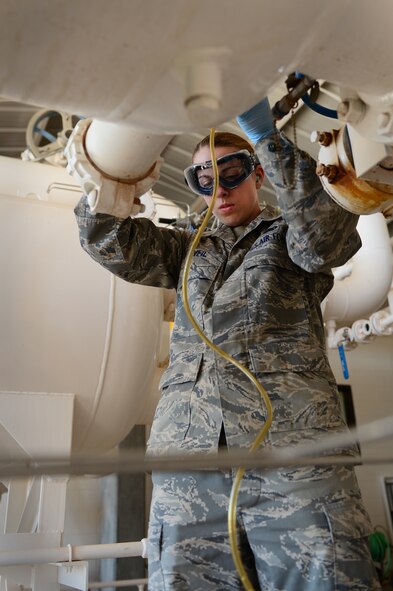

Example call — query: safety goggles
[184,149,259,196]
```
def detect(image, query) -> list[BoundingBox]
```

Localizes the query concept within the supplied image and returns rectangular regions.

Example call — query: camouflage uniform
[75,131,380,590]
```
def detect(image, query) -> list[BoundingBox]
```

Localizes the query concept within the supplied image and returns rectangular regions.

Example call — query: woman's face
[193,144,264,227]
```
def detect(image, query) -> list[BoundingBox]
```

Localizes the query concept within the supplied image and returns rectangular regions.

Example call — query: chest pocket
[178,249,223,325]
[187,249,222,280]
[244,240,311,341]
[244,233,330,373]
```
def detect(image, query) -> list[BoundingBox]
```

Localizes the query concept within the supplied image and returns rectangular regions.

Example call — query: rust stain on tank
[319,130,393,214]
[338,170,389,211]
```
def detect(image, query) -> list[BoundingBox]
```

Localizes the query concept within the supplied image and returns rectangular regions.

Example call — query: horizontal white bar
[0,540,145,567]
[89,579,148,589]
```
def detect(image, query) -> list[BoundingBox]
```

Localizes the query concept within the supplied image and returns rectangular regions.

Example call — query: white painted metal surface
[89,579,147,589]
[0,157,164,453]
[65,119,170,216]
[1,0,393,132]
[0,540,145,566]
[84,121,171,180]
[323,213,393,323]
[0,392,74,591]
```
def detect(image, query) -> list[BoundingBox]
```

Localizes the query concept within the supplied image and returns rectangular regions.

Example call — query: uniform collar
[243,203,281,234]
[212,203,281,245]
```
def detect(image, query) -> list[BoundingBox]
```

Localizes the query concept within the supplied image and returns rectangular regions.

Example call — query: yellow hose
[181,129,273,589]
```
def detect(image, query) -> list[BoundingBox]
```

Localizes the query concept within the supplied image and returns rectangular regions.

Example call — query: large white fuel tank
[0,0,392,132]
[0,156,163,453]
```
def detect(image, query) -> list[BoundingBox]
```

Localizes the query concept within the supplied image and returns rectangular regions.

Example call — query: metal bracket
[55,560,89,591]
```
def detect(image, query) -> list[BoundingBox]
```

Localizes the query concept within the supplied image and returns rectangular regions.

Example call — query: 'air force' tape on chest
[252,231,285,248]
[250,223,284,247]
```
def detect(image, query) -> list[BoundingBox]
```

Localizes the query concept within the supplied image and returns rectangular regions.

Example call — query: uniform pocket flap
[244,241,299,273]
[324,498,374,540]
[159,352,203,390]
[249,343,326,373]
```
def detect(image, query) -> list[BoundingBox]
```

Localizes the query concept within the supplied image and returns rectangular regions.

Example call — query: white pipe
[326,319,337,349]
[85,120,172,180]
[387,283,393,313]
[358,90,393,109]
[4,412,393,477]
[89,579,148,589]
[332,261,353,281]
[351,318,375,343]
[323,213,393,323]
[4,411,393,478]
[370,309,393,336]
[381,312,393,328]
[0,539,147,567]
[327,310,393,349]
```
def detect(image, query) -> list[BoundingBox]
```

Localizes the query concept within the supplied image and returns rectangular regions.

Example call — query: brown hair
[192,131,254,162]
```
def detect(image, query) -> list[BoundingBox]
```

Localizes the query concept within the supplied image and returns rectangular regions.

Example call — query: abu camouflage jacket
[74,131,361,454]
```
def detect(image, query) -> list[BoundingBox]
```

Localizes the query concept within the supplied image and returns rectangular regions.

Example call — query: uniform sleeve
[74,195,192,289]
[255,130,362,273]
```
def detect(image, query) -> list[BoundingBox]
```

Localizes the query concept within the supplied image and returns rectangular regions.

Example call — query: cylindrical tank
[0,156,164,453]
[0,0,392,132]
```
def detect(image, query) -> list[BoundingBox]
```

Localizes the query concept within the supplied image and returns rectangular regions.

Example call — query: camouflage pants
[147,465,380,590]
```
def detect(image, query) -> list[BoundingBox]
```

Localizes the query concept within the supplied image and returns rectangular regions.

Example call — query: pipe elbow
[323,213,393,323]
[65,119,171,217]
